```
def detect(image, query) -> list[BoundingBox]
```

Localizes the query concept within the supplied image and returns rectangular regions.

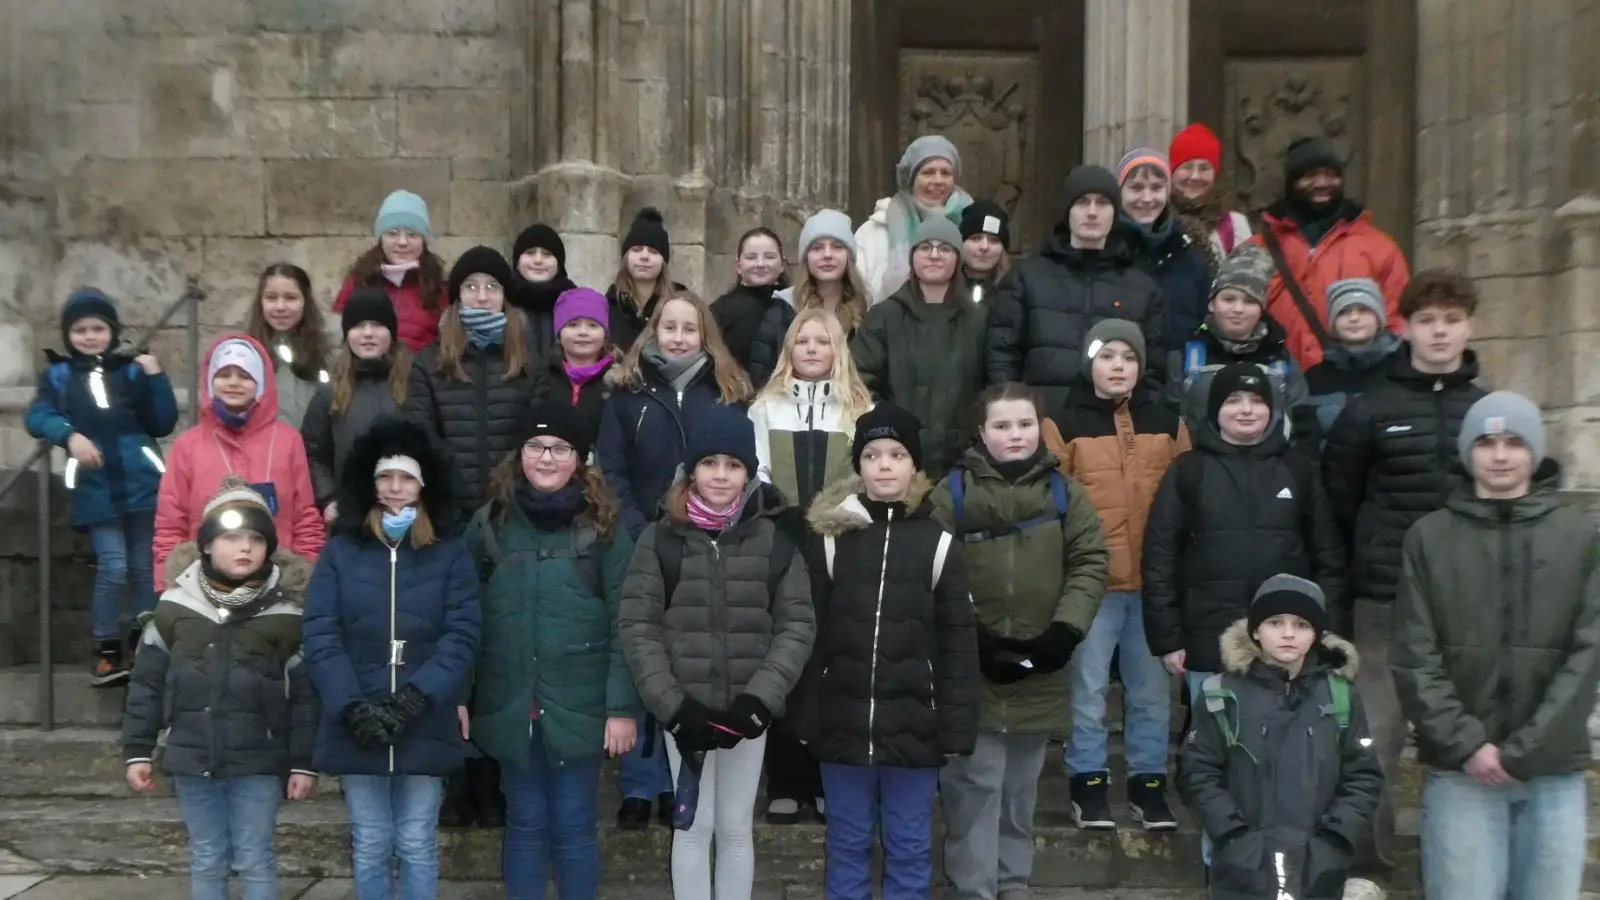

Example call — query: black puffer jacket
[986,231,1166,411]
[301,359,405,508]
[792,474,980,767]
[1141,423,1347,673]
[1320,348,1485,602]
[123,544,318,777]
[606,282,687,354]
[406,337,548,522]
[713,282,785,378]
[536,357,615,453]
[509,274,576,364]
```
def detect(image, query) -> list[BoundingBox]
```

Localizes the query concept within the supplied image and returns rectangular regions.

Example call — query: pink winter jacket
[153,333,325,588]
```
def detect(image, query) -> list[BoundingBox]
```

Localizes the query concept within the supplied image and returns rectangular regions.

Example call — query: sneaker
[767,797,801,824]
[1127,773,1178,830]
[1342,877,1386,900]
[813,795,827,823]
[1069,772,1115,829]
[616,797,652,831]
[656,791,675,827]
[89,640,129,688]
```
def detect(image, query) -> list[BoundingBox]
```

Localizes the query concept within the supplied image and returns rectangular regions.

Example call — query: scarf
[1322,329,1402,371]
[458,305,508,348]
[1171,188,1225,233]
[380,260,419,287]
[1120,210,1178,255]
[643,345,710,394]
[881,189,973,298]
[514,480,587,531]
[211,396,252,431]
[1206,316,1270,357]
[1286,194,1347,248]
[565,354,613,389]
[198,556,278,610]
[686,491,740,533]
[382,505,417,541]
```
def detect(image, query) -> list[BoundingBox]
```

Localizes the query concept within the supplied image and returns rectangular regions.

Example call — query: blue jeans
[1064,591,1172,776]
[172,774,282,900]
[87,511,156,641]
[342,774,445,900]
[819,763,939,900]
[501,723,604,900]
[1421,769,1587,900]
[619,714,672,801]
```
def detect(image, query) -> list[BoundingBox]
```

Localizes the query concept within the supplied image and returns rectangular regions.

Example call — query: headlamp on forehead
[218,509,245,531]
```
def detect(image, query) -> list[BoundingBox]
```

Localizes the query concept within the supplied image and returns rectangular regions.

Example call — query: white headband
[375,455,424,486]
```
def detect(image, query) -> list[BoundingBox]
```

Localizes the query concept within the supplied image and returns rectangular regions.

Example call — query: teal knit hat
[374,190,432,240]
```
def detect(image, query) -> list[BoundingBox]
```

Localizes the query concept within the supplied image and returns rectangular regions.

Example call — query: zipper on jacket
[867,509,894,763]
[388,542,399,773]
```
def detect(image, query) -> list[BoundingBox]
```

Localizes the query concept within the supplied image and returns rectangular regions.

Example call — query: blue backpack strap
[1047,470,1069,519]
[948,467,966,531]
[955,469,1071,544]
[1183,340,1206,378]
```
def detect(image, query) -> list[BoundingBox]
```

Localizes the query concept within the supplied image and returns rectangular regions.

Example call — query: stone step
[0,668,126,728]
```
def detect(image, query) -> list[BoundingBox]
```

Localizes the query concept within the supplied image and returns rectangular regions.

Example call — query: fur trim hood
[164,543,315,607]
[334,416,455,538]
[806,472,935,537]
[1219,618,1359,680]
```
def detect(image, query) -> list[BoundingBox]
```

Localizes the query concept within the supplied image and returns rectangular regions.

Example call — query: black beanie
[851,403,924,473]
[622,207,672,263]
[516,400,593,463]
[341,286,399,337]
[512,223,568,276]
[684,404,759,478]
[1060,165,1122,216]
[198,476,279,559]
[959,199,1012,245]
[1247,574,1328,639]
[1284,135,1344,184]
[448,246,515,305]
[1206,362,1276,428]
[61,288,121,351]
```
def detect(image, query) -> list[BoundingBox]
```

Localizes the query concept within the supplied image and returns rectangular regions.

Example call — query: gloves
[978,624,1034,685]
[723,693,773,740]
[667,697,719,754]
[382,684,431,724]
[343,701,403,748]
[1023,622,1083,674]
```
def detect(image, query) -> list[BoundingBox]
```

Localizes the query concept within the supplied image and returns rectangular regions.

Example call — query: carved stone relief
[898,52,1036,248]
[1222,59,1365,214]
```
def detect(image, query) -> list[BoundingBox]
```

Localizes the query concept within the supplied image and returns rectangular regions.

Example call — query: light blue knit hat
[798,209,857,257]
[895,135,962,191]
[374,190,432,240]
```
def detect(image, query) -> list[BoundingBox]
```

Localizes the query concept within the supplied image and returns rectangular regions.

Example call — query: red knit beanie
[1170,123,1222,171]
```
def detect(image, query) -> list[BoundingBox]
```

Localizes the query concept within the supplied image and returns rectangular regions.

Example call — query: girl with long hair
[748,210,872,387]
[711,226,792,375]
[606,207,685,353]
[333,190,449,351]
[246,263,332,428]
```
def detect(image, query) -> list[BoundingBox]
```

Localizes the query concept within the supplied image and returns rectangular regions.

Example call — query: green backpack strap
[1200,673,1236,747]
[1326,674,1351,732]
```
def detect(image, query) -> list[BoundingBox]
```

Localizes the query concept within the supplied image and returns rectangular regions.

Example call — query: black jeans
[1350,598,1403,884]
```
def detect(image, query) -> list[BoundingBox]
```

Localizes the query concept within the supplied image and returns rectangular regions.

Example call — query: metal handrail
[0,279,206,730]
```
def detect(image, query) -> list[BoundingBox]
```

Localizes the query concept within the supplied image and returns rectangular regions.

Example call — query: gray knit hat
[1212,245,1273,304]
[1248,574,1328,639]
[1326,278,1385,322]
[910,216,963,254]
[1458,391,1546,473]
[895,135,962,191]
[798,209,857,257]
[1084,318,1147,371]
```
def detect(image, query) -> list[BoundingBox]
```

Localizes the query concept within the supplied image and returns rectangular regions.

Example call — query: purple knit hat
[553,287,610,335]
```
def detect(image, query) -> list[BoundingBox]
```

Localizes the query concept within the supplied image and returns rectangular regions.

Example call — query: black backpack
[470,505,603,598]
[654,523,797,608]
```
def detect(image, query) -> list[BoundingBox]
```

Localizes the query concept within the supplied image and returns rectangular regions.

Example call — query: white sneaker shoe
[1342,877,1386,900]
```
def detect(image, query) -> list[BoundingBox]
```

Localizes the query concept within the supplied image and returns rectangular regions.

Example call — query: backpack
[819,530,953,589]
[471,505,603,598]
[946,466,1070,544]
[47,359,141,416]
[1200,671,1350,762]
[655,523,796,608]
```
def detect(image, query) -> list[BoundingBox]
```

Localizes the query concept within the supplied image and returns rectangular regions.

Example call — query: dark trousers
[1351,598,1403,884]
[764,729,822,803]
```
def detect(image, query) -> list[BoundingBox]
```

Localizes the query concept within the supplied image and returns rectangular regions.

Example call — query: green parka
[464,502,641,767]
[930,447,1109,733]
[1392,462,1600,781]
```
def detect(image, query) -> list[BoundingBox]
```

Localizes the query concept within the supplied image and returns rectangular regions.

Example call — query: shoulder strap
[1183,340,1207,377]
[1261,228,1332,351]
[572,527,602,598]
[471,507,500,578]
[947,467,966,530]
[823,535,837,579]
[1327,674,1350,732]
[656,527,684,609]
[1201,673,1237,747]
[1175,451,1204,526]
[1218,212,1237,254]
[1047,470,1069,519]
[931,531,952,590]
[767,526,795,600]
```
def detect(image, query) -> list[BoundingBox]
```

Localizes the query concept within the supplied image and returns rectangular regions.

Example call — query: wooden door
[850,0,1086,253]
[1188,0,1417,253]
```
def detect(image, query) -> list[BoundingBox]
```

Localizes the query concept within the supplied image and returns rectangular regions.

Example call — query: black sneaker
[656,791,675,827]
[438,773,473,828]
[89,640,129,688]
[1069,772,1115,829]
[616,797,652,831]
[1128,773,1178,830]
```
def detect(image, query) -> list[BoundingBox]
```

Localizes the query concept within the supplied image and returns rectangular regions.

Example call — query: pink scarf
[564,355,613,403]
[686,491,739,532]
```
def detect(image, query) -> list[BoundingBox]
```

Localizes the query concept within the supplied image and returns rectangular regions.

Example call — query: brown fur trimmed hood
[164,542,315,608]
[1218,618,1359,679]
[805,472,935,538]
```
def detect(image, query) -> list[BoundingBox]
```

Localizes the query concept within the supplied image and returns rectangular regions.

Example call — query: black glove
[667,696,719,753]
[343,701,403,748]
[378,684,431,727]
[1023,622,1083,674]
[1317,828,1354,856]
[978,624,1035,684]
[723,693,773,740]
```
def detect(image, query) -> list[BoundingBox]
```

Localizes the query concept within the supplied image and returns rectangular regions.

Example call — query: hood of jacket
[164,542,315,607]
[805,471,936,537]
[1441,457,1567,524]
[1189,404,1290,457]
[332,416,456,538]
[1218,618,1359,680]
[1319,329,1402,371]
[202,333,281,437]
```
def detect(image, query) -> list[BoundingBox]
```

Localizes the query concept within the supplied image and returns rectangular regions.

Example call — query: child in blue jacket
[26,288,179,686]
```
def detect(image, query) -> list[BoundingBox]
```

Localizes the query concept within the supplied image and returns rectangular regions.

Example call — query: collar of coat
[806,472,935,537]
[1219,618,1359,680]
[164,541,314,609]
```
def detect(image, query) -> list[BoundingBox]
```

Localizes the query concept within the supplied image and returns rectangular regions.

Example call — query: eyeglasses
[914,242,957,258]
[460,281,504,296]
[523,442,576,461]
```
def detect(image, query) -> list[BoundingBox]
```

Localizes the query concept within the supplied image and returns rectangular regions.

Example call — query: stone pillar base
[516,162,633,292]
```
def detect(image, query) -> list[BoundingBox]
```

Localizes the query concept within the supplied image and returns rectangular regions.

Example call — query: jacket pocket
[259,672,290,738]
[1209,830,1276,897]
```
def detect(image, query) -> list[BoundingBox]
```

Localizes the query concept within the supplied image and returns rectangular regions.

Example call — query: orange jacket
[1043,391,1189,591]
[1246,206,1409,369]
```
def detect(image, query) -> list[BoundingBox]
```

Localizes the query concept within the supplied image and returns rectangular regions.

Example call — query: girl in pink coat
[153,334,325,588]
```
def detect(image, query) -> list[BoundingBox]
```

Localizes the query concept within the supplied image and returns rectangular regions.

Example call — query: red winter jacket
[334,272,447,352]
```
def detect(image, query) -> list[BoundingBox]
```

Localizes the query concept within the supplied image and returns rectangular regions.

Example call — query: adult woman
[300,287,411,522]
[537,288,619,446]
[607,208,684,353]
[1168,123,1253,266]
[1116,148,1214,355]
[333,190,449,352]
[153,334,324,590]
[302,417,480,900]
[958,200,1012,305]
[465,402,639,900]
[851,217,987,480]
[747,210,872,388]
[246,263,332,428]
[712,227,791,376]
[855,134,974,302]
[508,222,578,357]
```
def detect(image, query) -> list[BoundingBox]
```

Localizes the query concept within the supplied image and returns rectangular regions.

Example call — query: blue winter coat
[1119,217,1213,353]
[25,353,179,528]
[595,358,749,538]
[301,529,482,776]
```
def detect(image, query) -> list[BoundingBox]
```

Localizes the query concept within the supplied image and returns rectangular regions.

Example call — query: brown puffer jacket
[1045,387,1189,591]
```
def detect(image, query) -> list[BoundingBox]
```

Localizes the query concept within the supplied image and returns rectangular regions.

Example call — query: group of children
[22,160,1595,900]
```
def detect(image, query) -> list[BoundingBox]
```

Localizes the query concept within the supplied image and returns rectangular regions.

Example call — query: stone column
[1081,0,1190,167]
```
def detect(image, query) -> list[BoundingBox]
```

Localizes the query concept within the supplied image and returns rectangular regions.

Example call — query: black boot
[438,772,473,828]
[90,639,129,688]
[656,791,676,827]
[468,757,505,828]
